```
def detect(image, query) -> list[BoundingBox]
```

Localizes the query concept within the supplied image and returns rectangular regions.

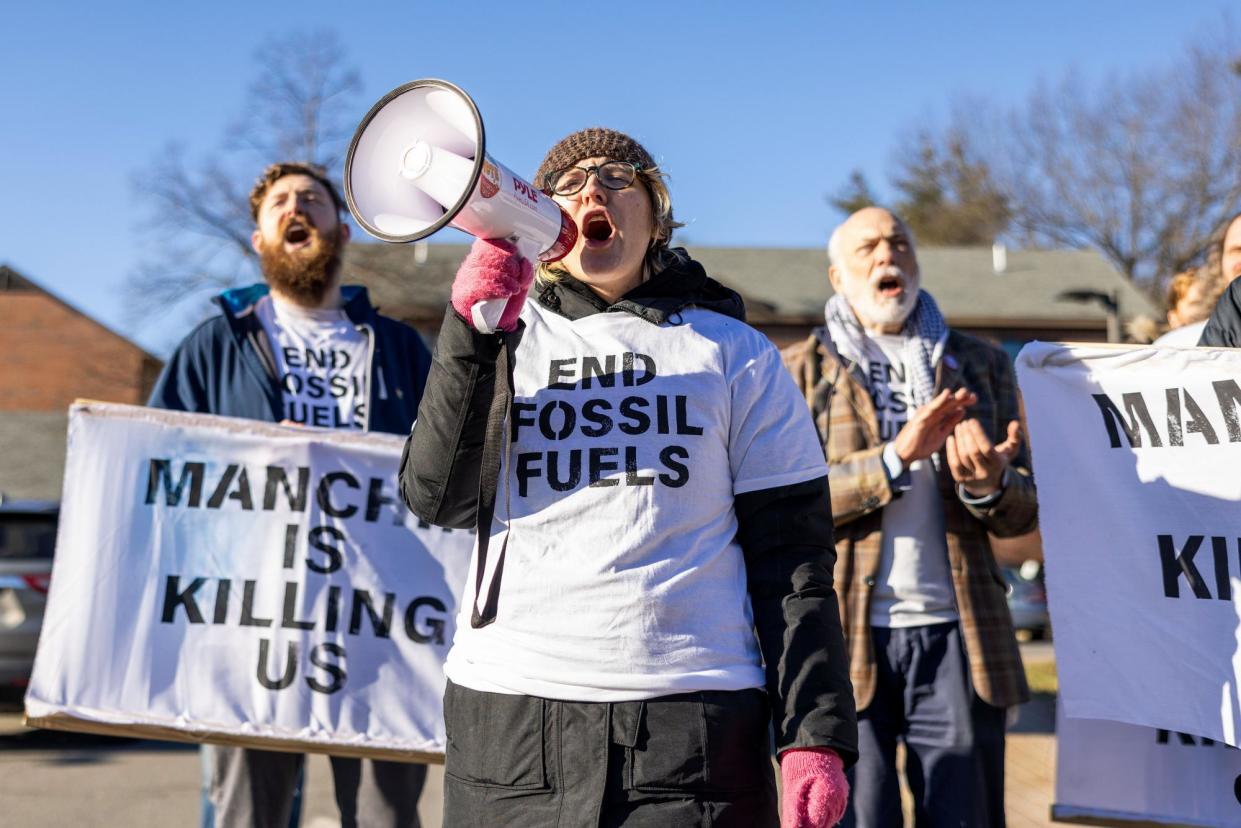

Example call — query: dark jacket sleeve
[399,306,522,529]
[147,327,211,413]
[736,474,859,767]
[1199,277,1241,347]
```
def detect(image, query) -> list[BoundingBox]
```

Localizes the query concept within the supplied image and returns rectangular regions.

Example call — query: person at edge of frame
[1198,211,1241,347]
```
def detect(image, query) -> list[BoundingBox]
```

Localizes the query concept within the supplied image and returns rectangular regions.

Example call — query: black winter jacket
[148,284,432,435]
[1201,276,1241,348]
[400,252,858,764]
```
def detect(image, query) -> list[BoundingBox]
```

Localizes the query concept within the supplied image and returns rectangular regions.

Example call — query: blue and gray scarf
[824,289,949,410]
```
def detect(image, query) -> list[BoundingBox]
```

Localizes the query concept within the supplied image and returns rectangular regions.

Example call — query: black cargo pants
[442,681,779,828]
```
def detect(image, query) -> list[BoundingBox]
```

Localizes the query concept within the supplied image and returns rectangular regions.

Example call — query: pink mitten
[451,238,534,333]
[780,748,848,828]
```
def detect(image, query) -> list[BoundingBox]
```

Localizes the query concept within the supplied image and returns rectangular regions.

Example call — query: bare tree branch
[127,30,362,331]
[227,30,361,172]
[881,124,1011,246]
[992,25,1241,284]
[838,20,1241,291]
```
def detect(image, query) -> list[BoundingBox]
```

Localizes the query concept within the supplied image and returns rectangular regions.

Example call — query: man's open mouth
[284,222,312,245]
[877,275,903,297]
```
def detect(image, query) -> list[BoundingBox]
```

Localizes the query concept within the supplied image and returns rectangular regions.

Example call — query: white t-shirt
[1153,319,1207,347]
[444,300,829,701]
[255,295,370,430]
[868,334,958,628]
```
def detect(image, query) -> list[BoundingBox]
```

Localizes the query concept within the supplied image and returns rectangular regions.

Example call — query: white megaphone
[345,79,577,331]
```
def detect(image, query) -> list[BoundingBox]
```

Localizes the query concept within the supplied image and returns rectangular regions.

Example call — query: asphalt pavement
[0,690,444,828]
[1,646,1059,827]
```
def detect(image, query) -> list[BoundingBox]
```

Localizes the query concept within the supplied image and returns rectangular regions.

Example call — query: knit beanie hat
[535,127,655,193]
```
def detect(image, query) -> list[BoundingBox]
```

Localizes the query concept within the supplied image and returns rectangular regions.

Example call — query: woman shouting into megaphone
[401,128,858,828]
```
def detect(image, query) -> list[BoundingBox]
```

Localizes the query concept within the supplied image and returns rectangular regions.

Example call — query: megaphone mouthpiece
[398,141,476,211]
[399,141,435,180]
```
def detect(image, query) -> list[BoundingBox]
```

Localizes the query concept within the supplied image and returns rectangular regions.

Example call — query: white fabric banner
[1055,704,1241,827]
[1017,343,1241,747]
[24,402,472,761]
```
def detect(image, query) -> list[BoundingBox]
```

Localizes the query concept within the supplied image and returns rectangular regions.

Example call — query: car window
[0,514,59,559]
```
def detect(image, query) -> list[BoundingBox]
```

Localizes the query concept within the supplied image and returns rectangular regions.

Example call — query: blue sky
[1,1,1235,354]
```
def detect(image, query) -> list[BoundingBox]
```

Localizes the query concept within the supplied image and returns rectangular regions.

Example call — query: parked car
[1004,560,1050,640]
[0,499,58,687]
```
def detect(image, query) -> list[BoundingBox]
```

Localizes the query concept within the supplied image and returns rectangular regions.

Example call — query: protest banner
[24,402,472,762]
[1054,702,1241,827]
[1016,343,1241,747]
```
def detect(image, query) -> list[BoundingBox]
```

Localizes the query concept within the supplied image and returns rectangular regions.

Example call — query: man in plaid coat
[782,207,1037,828]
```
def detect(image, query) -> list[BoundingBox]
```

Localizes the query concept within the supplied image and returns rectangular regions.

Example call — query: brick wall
[0,294,160,411]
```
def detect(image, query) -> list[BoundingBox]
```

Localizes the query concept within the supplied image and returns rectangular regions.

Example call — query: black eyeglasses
[546,160,640,196]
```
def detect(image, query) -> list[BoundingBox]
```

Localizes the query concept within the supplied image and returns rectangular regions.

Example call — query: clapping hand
[892,388,977,464]
[946,419,1021,497]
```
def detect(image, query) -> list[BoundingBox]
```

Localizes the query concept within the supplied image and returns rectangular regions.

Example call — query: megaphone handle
[470,295,524,334]
[470,235,536,333]
[513,235,541,263]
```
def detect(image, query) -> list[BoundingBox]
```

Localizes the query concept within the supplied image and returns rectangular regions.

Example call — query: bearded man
[149,162,432,827]
[782,207,1037,827]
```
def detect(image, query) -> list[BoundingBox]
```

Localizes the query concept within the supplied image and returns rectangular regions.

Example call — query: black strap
[470,336,514,628]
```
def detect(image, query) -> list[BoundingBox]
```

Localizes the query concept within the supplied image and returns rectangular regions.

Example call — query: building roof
[0,264,162,361]
[342,243,1161,327]
[0,266,41,292]
[343,242,462,323]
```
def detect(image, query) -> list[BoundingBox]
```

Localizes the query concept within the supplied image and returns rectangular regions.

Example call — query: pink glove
[451,238,534,333]
[781,748,849,828]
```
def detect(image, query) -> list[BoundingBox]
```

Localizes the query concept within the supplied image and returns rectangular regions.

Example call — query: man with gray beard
[149,162,432,827]
[782,207,1038,827]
